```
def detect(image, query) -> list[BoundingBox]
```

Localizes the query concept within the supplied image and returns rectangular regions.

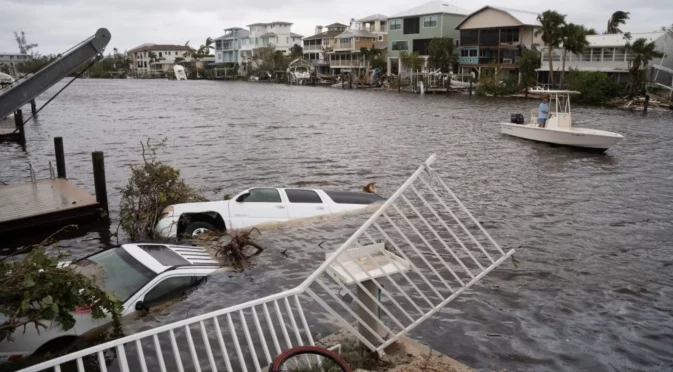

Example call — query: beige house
[129,43,195,76]
[303,23,349,74]
[456,6,542,79]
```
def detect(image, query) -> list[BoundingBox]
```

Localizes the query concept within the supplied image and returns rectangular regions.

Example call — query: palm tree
[607,11,630,34]
[625,37,664,96]
[148,51,157,70]
[536,10,567,88]
[560,24,591,86]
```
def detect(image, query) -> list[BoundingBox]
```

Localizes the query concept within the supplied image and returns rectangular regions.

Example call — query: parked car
[155,187,385,239]
[0,243,219,364]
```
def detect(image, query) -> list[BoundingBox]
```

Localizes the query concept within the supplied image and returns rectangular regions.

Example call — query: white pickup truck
[154,187,385,239]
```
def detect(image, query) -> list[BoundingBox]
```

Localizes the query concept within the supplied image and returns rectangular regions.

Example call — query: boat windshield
[74,248,157,302]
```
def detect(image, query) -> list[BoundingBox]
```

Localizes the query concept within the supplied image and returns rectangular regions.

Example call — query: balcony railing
[303,44,322,51]
[330,59,365,68]
[21,155,514,372]
[334,42,353,51]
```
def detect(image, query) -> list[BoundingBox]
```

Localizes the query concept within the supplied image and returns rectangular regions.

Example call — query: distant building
[214,28,250,74]
[0,53,32,76]
[538,31,673,87]
[246,22,303,54]
[386,1,470,74]
[128,44,194,75]
[455,6,542,79]
[303,23,349,74]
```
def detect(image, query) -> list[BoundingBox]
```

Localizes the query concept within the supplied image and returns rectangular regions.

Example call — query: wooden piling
[54,137,66,178]
[30,99,37,115]
[643,94,649,114]
[92,151,108,213]
[14,109,24,139]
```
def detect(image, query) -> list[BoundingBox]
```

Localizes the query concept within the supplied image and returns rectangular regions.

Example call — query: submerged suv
[155,187,385,239]
[0,243,220,364]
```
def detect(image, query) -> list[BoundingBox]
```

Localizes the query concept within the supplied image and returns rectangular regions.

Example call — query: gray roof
[391,1,470,18]
[455,6,540,29]
[290,32,304,38]
[247,21,293,27]
[358,14,388,22]
[336,29,377,38]
[215,29,250,40]
[325,23,349,28]
[304,29,348,41]
[260,32,277,38]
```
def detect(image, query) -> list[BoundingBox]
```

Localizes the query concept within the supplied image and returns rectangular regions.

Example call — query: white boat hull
[500,123,623,151]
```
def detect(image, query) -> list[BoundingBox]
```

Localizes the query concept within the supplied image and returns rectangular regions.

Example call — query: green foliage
[560,23,591,86]
[427,37,455,72]
[607,11,630,34]
[625,37,664,97]
[565,70,624,104]
[536,10,567,87]
[289,44,303,60]
[518,49,542,94]
[370,56,386,71]
[399,51,423,72]
[120,138,205,240]
[252,44,289,72]
[0,235,122,341]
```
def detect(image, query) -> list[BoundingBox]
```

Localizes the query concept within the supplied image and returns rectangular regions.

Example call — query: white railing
[334,42,353,51]
[330,60,365,68]
[20,154,514,372]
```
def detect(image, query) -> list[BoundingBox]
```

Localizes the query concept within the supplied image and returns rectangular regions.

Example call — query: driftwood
[195,228,265,267]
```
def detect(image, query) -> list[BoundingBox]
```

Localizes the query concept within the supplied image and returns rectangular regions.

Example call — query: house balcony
[303,44,322,51]
[334,41,353,51]
[459,56,479,65]
[330,59,365,68]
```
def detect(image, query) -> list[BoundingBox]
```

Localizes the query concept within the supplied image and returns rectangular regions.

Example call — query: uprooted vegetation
[119,138,205,241]
[192,228,266,269]
[0,226,123,342]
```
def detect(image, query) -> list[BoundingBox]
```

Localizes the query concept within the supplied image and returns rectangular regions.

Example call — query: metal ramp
[19,154,515,372]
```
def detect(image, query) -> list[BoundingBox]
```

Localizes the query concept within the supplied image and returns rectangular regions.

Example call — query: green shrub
[565,70,624,104]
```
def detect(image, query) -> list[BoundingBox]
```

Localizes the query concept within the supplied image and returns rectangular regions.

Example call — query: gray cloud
[1,0,671,55]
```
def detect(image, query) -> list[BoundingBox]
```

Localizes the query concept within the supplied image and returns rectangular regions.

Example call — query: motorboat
[0,72,15,93]
[500,90,624,151]
[173,65,188,80]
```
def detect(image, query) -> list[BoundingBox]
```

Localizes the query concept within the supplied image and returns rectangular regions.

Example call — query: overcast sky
[1,0,671,55]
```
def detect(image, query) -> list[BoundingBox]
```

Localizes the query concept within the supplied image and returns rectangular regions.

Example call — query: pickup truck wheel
[184,221,215,238]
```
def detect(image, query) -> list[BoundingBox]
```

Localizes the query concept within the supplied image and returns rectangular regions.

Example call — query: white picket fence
[20,154,515,372]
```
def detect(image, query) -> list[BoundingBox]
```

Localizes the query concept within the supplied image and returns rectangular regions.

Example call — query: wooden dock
[0,179,100,235]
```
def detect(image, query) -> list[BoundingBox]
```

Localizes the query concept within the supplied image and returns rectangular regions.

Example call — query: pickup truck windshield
[75,248,156,302]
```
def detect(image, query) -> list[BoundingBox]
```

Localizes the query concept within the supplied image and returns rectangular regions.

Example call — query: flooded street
[1,79,673,371]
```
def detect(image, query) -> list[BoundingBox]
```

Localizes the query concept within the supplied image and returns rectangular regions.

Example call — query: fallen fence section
[20,154,515,372]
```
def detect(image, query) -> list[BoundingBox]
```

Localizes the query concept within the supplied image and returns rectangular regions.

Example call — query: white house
[0,52,32,77]
[538,31,673,87]
[128,43,194,76]
[246,22,303,54]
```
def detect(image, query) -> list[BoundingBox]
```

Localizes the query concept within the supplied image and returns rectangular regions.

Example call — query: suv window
[240,188,282,203]
[285,189,322,204]
[143,276,202,305]
[324,191,386,205]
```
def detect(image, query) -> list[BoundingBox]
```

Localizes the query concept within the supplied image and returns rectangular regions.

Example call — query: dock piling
[14,109,24,139]
[30,99,37,115]
[92,151,109,213]
[54,137,66,178]
[643,94,649,114]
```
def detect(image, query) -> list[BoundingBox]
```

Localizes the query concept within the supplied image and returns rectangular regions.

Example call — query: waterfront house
[386,1,470,74]
[303,23,349,74]
[455,6,542,79]
[129,43,194,76]
[330,15,389,75]
[537,31,673,88]
[214,27,250,74]
[247,22,303,54]
[0,52,32,77]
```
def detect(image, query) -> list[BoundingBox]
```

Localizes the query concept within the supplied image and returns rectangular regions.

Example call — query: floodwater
[1,80,673,371]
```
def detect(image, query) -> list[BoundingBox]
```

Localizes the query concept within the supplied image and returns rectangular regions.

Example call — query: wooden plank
[0,179,98,224]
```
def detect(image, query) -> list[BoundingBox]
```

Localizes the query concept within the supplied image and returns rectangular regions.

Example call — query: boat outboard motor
[510,113,525,124]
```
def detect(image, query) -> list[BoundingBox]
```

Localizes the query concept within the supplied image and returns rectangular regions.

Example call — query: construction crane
[0,28,111,121]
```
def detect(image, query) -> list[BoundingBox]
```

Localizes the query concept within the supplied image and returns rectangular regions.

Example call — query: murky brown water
[1,80,673,371]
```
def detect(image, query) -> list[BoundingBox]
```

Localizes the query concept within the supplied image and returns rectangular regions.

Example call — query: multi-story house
[214,27,250,67]
[246,22,303,54]
[0,52,32,77]
[329,15,389,75]
[455,6,541,79]
[386,1,469,74]
[129,43,194,76]
[537,31,673,87]
[303,23,349,74]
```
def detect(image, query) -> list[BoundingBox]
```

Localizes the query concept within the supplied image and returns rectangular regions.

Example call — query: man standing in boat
[538,96,550,127]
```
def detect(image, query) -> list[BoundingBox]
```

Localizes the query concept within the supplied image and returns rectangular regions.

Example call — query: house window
[479,29,499,46]
[591,48,601,62]
[423,16,437,28]
[460,30,478,45]
[413,39,432,55]
[461,49,469,57]
[614,48,626,61]
[391,41,408,51]
[469,49,477,57]
[378,35,383,41]
[389,19,402,31]
[403,17,420,34]
[582,48,591,61]
[380,21,387,32]
[500,28,520,43]
[158,52,162,57]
